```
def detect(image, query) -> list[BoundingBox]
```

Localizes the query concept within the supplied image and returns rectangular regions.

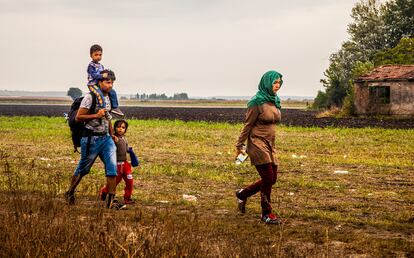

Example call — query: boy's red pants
[101,161,133,200]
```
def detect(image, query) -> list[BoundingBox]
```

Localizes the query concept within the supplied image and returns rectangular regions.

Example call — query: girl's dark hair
[114,120,128,135]
[90,44,103,55]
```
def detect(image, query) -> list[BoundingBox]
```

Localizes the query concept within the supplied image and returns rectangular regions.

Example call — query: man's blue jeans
[74,134,117,177]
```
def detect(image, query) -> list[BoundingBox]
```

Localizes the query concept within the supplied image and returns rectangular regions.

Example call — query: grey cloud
[0,0,358,97]
[1,0,352,19]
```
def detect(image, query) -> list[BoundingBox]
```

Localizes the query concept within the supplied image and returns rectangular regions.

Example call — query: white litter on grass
[292,154,307,159]
[182,194,197,202]
[156,200,169,204]
[349,189,356,193]
[334,170,349,174]
[47,164,51,167]
[343,155,348,158]
[216,151,223,155]
[287,192,295,196]
[367,193,373,196]
[39,157,50,161]
[126,232,138,243]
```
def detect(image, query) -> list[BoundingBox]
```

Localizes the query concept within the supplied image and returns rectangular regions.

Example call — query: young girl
[100,119,137,205]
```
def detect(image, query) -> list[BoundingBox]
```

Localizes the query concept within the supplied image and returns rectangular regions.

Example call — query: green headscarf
[247,70,283,109]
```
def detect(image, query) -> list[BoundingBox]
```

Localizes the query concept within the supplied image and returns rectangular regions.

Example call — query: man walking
[65,69,123,209]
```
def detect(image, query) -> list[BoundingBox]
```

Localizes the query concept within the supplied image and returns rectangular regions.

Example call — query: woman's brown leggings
[237,163,277,215]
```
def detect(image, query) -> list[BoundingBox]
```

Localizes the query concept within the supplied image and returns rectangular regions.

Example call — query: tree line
[131,93,189,100]
[314,0,414,113]
[67,88,189,101]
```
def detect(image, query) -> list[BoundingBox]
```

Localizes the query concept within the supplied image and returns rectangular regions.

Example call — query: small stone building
[354,65,414,116]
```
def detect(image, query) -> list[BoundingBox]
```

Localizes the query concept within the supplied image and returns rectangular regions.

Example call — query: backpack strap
[84,91,98,156]
[88,91,102,125]
[89,91,97,114]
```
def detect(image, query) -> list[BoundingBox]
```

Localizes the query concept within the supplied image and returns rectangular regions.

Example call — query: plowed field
[0,104,413,129]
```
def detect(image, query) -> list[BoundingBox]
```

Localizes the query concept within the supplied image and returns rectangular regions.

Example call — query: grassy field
[0,116,413,257]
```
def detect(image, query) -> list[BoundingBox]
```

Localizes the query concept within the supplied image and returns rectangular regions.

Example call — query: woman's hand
[235,148,243,159]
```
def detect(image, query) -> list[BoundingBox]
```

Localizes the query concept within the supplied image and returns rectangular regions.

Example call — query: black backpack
[68,92,97,152]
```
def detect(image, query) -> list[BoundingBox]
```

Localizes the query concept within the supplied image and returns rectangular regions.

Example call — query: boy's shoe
[110,108,125,118]
[64,191,75,205]
[261,213,282,225]
[110,200,127,210]
[124,198,136,205]
[105,111,113,121]
[99,187,107,201]
[235,189,246,214]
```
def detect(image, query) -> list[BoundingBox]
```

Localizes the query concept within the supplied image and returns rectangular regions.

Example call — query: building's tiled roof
[356,65,414,82]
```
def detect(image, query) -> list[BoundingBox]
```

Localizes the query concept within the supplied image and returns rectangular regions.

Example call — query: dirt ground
[0,116,413,257]
[0,104,414,129]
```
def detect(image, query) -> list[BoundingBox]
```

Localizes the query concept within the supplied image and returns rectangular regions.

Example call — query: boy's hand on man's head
[102,73,108,78]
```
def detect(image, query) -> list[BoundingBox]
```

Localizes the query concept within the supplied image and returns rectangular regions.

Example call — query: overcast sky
[0,0,359,97]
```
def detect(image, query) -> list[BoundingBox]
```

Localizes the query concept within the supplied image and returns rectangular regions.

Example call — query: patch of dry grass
[0,116,413,257]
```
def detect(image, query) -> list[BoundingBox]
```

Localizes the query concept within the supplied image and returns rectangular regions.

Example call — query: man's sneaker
[261,213,282,225]
[110,200,127,210]
[64,191,75,205]
[235,189,246,214]
[124,198,136,205]
[110,108,125,118]
[99,187,107,201]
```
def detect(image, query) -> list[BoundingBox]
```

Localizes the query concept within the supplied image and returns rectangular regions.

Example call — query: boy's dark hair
[114,120,128,135]
[90,44,103,55]
[99,69,116,82]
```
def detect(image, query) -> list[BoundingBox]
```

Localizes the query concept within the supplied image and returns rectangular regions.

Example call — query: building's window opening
[369,86,390,104]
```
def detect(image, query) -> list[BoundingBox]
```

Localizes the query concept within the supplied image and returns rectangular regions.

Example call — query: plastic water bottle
[63,113,69,122]
[235,146,248,165]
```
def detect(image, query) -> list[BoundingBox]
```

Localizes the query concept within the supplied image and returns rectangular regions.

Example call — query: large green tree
[383,0,414,48]
[320,41,365,107]
[318,0,382,108]
[315,0,414,110]
[374,37,414,65]
[348,0,386,60]
[67,87,83,100]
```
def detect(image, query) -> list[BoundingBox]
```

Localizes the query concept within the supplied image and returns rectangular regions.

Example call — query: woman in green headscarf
[235,70,283,225]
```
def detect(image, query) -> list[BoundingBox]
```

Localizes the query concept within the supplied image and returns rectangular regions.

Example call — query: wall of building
[354,81,414,116]
[354,82,370,115]
[390,81,414,115]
